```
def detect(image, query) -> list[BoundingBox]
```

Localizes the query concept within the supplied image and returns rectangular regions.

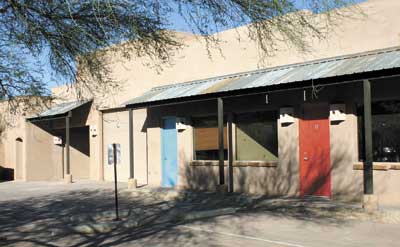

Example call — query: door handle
[303,152,308,161]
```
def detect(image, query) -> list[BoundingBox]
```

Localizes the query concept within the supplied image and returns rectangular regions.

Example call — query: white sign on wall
[53,136,62,145]
[108,144,121,165]
[329,104,346,122]
[279,107,295,124]
[90,125,98,137]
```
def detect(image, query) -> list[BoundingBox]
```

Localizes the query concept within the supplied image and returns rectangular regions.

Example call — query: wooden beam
[217,98,225,185]
[129,109,134,179]
[227,112,234,192]
[65,111,71,176]
[363,79,373,194]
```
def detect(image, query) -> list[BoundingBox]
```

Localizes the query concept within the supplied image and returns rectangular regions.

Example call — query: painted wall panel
[161,117,178,187]
[102,111,130,182]
[24,123,62,181]
[133,109,148,185]
[147,126,162,186]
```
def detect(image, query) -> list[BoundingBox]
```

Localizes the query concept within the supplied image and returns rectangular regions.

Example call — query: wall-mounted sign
[108,143,121,165]
[329,104,346,122]
[53,136,62,145]
[280,107,295,124]
[176,117,188,131]
[90,125,98,137]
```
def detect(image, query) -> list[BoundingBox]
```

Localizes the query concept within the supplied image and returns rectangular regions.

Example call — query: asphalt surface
[0,180,399,247]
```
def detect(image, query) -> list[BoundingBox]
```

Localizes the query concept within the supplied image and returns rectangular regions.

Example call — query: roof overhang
[124,46,400,109]
[26,99,93,122]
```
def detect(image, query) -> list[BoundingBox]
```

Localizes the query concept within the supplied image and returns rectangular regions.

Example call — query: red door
[299,104,331,197]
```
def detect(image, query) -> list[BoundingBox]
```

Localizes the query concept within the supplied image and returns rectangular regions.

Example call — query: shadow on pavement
[0,187,361,247]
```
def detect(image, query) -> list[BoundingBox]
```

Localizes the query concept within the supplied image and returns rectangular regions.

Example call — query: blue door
[161,117,178,187]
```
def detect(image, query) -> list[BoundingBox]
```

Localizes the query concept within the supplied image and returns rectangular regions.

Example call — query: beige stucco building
[1,0,400,208]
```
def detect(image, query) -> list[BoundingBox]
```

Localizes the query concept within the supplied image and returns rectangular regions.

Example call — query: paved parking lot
[0,180,399,247]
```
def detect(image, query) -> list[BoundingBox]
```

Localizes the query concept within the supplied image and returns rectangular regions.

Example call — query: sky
[30,0,366,91]
[165,0,366,34]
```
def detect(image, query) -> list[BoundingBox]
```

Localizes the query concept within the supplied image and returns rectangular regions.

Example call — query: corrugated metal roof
[27,99,92,120]
[124,47,400,107]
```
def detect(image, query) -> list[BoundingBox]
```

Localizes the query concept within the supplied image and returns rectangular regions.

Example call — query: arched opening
[15,138,23,180]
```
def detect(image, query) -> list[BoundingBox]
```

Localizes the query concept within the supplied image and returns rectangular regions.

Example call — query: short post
[113,143,120,221]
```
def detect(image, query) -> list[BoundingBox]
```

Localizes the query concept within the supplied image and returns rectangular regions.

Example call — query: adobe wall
[89,110,103,181]
[132,108,149,185]
[0,118,26,179]
[50,0,400,188]
[0,98,50,180]
[69,127,90,179]
[51,0,400,110]
[102,110,130,182]
[24,122,63,181]
[47,0,400,193]
[22,102,98,181]
[101,108,149,184]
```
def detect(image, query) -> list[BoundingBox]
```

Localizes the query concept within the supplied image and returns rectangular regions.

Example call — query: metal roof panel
[124,47,400,107]
[27,99,92,120]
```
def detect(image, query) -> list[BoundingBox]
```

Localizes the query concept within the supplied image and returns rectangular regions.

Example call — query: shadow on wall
[330,122,363,202]
[30,100,92,157]
[32,123,91,157]
[183,120,362,202]
[145,98,363,201]
[53,126,91,157]
[182,163,299,196]
[183,149,362,201]
[182,113,298,196]
[0,166,14,181]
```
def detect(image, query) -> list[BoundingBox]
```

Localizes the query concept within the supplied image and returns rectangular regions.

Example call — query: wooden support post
[65,111,72,183]
[128,109,137,189]
[113,143,120,221]
[363,80,373,195]
[218,98,225,185]
[129,109,134,179]
[227,112,234,193]
[99,111,104,181]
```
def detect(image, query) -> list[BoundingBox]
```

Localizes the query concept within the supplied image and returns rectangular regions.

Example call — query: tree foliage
[0,0,360,102]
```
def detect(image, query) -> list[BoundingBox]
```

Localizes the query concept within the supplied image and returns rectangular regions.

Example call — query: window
[358,100,400,162]
[193,116,227,160]
[236,111,278,161]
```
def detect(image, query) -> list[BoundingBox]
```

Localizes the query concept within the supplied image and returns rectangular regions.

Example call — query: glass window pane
[236,111,278,161]
[193,116,227,160]
[358,101,400,162]
[372,113,400,162]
